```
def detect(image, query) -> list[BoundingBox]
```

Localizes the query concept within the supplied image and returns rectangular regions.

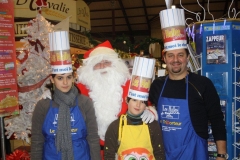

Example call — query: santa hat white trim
[89,47,116,57]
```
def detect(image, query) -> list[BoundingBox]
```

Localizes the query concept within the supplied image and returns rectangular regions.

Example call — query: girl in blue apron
[31,31,100,160]
[31,72,101,160]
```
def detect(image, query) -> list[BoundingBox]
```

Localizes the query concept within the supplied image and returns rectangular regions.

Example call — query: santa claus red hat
[84,40,116,59]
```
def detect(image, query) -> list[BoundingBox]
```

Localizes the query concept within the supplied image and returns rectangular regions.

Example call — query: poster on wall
[206,34,227,64]
[206,72,228,96]
[0,0,19,117]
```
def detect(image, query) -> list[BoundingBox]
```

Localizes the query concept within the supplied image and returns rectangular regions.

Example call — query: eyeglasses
[93,60,112,70]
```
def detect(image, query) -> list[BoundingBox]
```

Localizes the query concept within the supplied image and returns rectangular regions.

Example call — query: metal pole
[0,117,6,160]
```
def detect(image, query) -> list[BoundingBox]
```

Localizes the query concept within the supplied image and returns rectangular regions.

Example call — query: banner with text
[0,0,19,117]
[14,0,90,30]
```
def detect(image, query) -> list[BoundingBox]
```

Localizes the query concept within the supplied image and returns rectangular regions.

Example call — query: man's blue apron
[42,98,90,160]
[157,76,208,160]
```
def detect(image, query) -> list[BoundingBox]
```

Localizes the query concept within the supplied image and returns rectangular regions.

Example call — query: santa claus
[76,40,157,147]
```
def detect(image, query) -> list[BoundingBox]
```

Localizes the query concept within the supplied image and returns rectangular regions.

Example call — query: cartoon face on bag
[119,147,154,160]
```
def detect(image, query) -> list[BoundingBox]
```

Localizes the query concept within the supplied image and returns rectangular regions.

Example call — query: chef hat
[128,57,155,101]
[159,7,187,51]
[48,31,73,74]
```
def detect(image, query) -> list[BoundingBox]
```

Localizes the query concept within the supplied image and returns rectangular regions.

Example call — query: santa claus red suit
[76,41,157,149]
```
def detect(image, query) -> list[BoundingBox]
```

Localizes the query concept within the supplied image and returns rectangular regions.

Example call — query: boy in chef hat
[104,57,165,160]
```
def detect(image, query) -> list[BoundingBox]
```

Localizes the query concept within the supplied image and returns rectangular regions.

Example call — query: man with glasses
[76,40,157,158]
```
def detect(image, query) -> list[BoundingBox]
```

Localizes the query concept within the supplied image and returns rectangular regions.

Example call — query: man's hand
[141,106,158,123]
[215,141,227,160]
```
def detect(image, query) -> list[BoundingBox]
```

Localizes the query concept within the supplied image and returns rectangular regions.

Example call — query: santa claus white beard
[84,67,126,141]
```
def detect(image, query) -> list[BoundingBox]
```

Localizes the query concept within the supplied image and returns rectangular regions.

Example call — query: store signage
[204,25,230,31]
[232,25,240,30]
[0,0,19,117]
[14,22,28,37]
[14,0,91,30]
[14,22,90,48]
[69,31,90,48]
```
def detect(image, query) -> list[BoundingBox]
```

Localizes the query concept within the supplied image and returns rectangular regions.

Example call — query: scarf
[126,111,143,125]
[53,86,78,160]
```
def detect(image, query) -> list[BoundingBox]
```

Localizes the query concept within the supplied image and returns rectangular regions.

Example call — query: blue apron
[157,76,208,160]
[42,98,90,160]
